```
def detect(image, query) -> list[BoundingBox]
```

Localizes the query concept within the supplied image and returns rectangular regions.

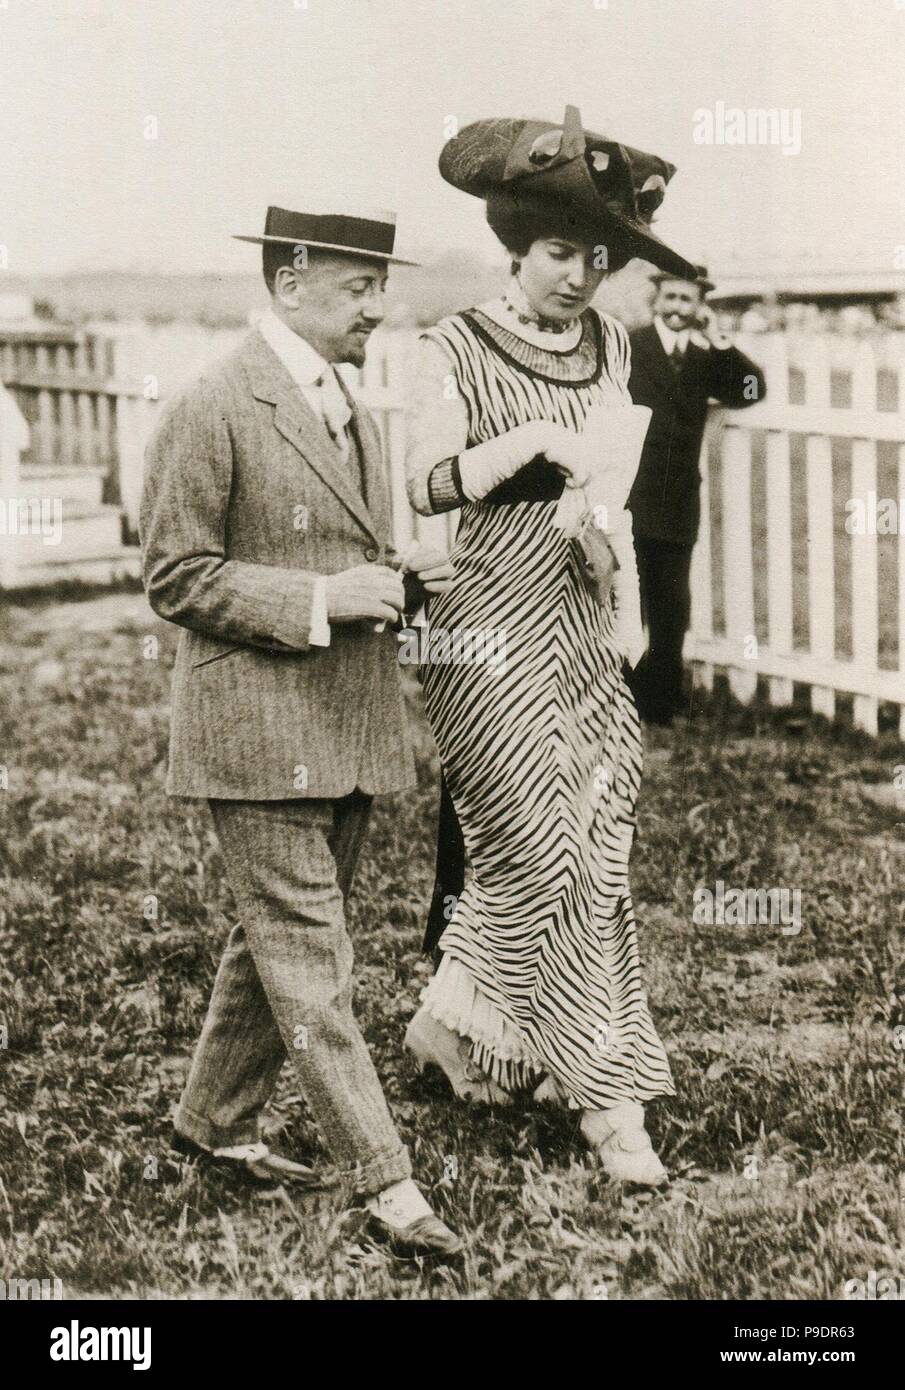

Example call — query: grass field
[0,587,903,1300]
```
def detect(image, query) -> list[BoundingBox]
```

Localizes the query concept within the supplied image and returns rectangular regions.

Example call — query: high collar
[482,277,583,353]
[258,306,331,389]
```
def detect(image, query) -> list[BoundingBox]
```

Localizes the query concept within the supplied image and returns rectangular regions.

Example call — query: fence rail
[1,321,902,739]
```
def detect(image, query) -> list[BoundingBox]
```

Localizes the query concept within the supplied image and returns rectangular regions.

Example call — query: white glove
[458,420,589,501]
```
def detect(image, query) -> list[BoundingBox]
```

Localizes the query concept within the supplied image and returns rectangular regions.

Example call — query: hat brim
[601,212,699,281]
[233,234,419,267]
[649,269,715,293]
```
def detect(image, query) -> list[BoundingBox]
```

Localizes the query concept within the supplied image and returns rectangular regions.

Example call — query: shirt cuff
[308,576,331,647]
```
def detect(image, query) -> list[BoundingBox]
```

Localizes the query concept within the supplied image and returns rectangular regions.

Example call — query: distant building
[708,268,905,313]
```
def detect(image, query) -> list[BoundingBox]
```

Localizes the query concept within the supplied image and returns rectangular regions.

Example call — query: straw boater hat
[234,203,419,265]
[439,103,697,280]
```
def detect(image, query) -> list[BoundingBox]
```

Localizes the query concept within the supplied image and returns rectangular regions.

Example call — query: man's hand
[324,564,405,624]
[401,544,456,597]
[690,305,732,351]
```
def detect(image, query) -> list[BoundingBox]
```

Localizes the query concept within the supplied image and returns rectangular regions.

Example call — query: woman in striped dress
[403,109,699,1186]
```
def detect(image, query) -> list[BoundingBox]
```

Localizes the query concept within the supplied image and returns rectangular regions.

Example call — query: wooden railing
[0,327,136,496]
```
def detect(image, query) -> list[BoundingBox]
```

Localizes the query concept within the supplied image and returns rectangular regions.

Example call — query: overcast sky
[2,0,903,277]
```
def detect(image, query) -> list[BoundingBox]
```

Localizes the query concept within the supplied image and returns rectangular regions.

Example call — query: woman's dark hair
[485,189,634,272]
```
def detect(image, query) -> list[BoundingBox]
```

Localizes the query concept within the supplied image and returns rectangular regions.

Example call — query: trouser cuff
[174,1102,261,1152]
[344,1144,412,1198]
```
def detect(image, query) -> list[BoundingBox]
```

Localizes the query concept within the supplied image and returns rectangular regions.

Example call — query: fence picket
[721,424,758,702]
[760,336,795,706]
[850,341,880,735]
[803,338,836,719]
[689,427,714,691]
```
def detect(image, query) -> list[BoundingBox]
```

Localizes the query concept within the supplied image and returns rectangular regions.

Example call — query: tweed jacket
[140,328,416,801]
[627,324,766,544]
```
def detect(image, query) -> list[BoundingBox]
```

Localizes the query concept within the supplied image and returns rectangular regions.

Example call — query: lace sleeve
[405,335,470,515]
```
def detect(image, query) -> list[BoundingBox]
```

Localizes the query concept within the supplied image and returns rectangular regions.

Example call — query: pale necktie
[318,366,352,463]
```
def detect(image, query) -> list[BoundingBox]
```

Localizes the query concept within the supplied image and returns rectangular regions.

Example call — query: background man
[140,203,461,1258]
[627,268,766,724]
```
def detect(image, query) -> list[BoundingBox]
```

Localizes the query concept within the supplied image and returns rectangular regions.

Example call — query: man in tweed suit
[140,203,461,1258]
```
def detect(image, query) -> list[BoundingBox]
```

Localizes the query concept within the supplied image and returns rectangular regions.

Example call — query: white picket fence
[2,322,903,738]
[686,332,904,739]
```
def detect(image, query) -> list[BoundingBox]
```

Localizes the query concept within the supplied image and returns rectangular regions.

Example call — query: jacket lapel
[244,330,384,546]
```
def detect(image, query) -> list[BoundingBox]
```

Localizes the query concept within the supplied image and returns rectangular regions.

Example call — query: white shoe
[581,1102,668,1188]
[405,1010,512,1105]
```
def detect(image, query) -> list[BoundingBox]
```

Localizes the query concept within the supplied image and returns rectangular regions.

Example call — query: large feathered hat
[439,104,696,279]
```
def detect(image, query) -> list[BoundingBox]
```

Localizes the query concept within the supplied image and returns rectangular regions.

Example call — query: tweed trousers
[174,794,411,1196]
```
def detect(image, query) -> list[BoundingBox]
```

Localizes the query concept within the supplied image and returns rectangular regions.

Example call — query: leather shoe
[172,1130,333,1189]
[364,1209,464,1261]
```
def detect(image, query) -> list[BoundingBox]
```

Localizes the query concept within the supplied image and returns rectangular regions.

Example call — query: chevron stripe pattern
[419,309,675,1109]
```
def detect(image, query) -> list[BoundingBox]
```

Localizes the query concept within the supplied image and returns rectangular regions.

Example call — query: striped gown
[417,307,675,1111]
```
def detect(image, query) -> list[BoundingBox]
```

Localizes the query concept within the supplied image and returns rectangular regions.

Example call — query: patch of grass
[0,596,902,1299]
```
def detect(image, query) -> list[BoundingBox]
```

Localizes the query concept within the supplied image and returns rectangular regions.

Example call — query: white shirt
[654,313,731,356]
[653,315,690,358]
[258,306,337,646]
[258,307,341,427]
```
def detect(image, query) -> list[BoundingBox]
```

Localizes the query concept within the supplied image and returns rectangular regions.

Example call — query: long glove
[458,420,564,501]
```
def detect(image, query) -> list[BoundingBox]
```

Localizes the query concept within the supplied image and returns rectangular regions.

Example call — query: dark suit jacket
[140,329,415,801]
[627,323,766,544]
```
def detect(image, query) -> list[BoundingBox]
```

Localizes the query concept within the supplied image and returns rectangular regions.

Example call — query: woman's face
[516,237,607,321]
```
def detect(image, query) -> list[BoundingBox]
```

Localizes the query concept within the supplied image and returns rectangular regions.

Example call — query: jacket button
[364,546,379,562]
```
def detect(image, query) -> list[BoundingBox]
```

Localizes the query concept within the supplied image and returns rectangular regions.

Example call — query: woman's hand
[458,420,563,500]
[535,424,591,490]
[457,419,590,501]
[401,544,456,596]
